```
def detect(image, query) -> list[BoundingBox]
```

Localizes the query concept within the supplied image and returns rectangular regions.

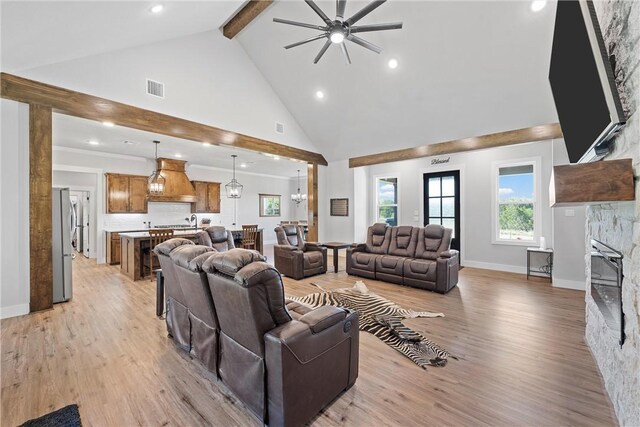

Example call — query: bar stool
[241,225,258,250]
[147,229,174,279]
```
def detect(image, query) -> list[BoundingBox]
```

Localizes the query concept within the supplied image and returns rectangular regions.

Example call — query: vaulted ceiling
[1,0,560,163]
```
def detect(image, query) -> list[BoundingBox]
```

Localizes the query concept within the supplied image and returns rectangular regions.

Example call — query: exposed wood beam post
[349,123,563,168]
[29,104,53,312]
[223,0,273,39]
[307,163,319,242]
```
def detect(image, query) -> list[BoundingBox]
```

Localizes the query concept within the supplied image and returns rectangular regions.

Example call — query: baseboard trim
[553,278,585,291]
[462,260,526,274]
[0,303,29,319]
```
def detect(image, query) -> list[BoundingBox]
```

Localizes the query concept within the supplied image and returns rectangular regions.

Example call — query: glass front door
[423,170,461,253]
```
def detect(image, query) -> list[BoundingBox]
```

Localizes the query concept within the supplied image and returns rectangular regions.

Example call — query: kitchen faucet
[190,214,198,228]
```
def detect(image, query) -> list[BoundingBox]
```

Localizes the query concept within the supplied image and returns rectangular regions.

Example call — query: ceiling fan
[274,0,403,64]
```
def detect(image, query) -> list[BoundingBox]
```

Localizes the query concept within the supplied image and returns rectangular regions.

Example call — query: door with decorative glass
[423,171,461,254]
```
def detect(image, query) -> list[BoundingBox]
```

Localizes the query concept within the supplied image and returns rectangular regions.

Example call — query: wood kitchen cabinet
[106,232,122,265]
[191,181,221,213]
[105,173,148,213]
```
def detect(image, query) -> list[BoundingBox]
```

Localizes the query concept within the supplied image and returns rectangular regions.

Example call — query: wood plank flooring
[1,255,616,426]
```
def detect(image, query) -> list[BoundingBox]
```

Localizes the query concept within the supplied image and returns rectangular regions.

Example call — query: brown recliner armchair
[346,223,391,279]
[273,225,327,280]
[170,244,218,372]
[202,249,359,427]
[196,226,235,252]
[154,238,195,350]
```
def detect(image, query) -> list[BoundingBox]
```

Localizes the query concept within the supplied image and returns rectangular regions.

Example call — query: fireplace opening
[590,239,625,346]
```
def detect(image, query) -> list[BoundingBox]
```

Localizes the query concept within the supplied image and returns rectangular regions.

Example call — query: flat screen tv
[549,0,625,163]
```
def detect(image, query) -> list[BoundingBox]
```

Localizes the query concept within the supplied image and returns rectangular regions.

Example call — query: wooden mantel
[550,158,635,206]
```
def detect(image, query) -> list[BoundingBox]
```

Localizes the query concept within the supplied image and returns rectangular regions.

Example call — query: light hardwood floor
[1,255,616,426]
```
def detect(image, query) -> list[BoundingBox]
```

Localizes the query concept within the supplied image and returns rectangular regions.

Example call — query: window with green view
[376,177,398,226]
[497,164,535,242]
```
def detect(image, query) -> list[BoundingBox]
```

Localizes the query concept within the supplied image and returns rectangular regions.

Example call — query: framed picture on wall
[259,194,281,217]
[330,198,349,216]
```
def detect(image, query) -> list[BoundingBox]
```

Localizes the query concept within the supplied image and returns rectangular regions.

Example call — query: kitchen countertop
[118,228,264,239]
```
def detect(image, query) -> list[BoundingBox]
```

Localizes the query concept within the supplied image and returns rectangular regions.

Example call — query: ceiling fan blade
[345,0,386,26]
[347,35,382,54]
[284,34,327,49]
[273,18,327,31]
[340,42,352,64]
[313,40,333,64]
[304,0,333,25]
[350,22,403,33]
[336,0,347,19]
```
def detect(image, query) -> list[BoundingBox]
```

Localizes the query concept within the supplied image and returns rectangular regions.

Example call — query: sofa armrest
[274,244,301,253]
[298,306,347,333]
[438,249,458,259]
[347,243,366,255]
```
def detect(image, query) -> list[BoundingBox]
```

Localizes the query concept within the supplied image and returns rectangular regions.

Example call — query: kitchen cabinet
[191,181,221,213]
[106,232,122,265]
[105,173,148,213]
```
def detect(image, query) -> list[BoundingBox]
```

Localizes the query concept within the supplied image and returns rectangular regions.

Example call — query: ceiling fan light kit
[274,0,403,64]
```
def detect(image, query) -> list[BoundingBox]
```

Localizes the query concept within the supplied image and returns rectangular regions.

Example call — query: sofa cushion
[415,225,452,260]
[303,251,324,270]
[375,255,404,276]
[202,248,266,276]
[403,258,437,282]
[351,252,378,271]
[388,226,418,257]
[366,223,391,254]
[154,238,194,256]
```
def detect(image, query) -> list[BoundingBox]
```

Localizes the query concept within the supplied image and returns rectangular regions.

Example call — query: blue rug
[20,404,81,427]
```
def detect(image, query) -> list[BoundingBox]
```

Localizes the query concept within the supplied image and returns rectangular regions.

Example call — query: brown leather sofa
[154,238,196,350]
[170,244,219,372]
[347,223,459,293]
[273,225,327,280]
[196,226,235,251]
[203,249,359,426]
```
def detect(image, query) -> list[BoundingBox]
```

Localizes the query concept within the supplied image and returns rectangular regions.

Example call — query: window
[375,177,398,226]
[259,194,281,217]
[493,160,539,244]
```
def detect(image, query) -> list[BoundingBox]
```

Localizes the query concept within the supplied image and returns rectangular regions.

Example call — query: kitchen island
[119,228,264,281]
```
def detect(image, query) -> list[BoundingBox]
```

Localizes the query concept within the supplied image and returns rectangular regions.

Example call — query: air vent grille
[275,122,284,134]
[146,79,164,98]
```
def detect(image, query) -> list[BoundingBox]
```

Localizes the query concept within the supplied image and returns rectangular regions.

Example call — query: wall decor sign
[330,198,349,216]
[431,157,451,165]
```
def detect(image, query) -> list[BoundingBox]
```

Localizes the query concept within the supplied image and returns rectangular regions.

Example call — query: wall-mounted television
[549,0,625,163]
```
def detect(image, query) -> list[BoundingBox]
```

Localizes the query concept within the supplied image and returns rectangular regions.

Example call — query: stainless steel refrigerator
[52,187,73,303]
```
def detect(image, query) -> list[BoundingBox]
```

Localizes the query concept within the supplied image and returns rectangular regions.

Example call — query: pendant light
[291,169,307,205]
[148,140,165,195]
[225,155,243,198]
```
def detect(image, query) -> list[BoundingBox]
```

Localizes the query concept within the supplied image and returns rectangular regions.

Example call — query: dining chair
[241,225,258,250]
[148,229,175,278]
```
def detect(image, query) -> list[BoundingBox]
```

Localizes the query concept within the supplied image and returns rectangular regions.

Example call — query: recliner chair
[202,249,359,426]
[170,244,218,372]
[154,238,195,350]
[273,225,327,280]
[196,226,235,252]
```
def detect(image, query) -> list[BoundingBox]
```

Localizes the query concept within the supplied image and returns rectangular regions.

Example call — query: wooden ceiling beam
[0,73,328,166]
[348,123,564,168]
[223,0,273,39]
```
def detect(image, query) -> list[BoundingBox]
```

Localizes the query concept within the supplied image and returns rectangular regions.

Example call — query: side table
[321,242,352,273]
[526,247,553,282]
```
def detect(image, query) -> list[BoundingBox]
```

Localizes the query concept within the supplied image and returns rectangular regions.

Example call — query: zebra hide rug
[287,281,455,369]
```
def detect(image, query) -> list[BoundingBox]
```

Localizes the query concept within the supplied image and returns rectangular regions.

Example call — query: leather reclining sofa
[153,239,359,427]
[347,223,459,294]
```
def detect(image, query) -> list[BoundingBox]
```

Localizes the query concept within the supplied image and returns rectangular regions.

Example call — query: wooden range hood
[148,158,197,203]
[550,158,635,206]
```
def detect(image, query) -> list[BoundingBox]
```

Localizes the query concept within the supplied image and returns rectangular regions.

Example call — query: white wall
[17,30,319,154]
[319,159,355,245]
[0,99,30,318]
[551,139,586,290]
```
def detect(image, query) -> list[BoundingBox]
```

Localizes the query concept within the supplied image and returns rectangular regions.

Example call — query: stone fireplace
[584,0,639,425]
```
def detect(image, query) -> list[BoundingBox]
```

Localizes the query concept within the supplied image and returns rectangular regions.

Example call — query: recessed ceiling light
[530,0,547,12]
[202,142,211,147]
[273,156,280,160]
[88,140,99,146]
[174,153,182,158]
[122,140,135,145]
[240,163,247,168]
[388,58,398,69]
[150,4,164,13]
[315,90,325,99]
[102,121,115,127]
